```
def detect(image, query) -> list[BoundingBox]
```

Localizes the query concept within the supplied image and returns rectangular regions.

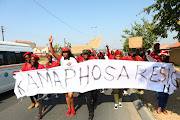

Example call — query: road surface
[0,89,141,120]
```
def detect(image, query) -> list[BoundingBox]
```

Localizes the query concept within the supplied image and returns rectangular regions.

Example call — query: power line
[32,0,89,36]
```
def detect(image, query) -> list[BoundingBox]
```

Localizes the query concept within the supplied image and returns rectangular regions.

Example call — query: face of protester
[160,55,167,62]
[47,56,52,62]
[25,55,31,63]
[84,53,89,60]
[154,45,160,51]
[31,57,37,66]
[115,54,123,60]
[62,51,69,59]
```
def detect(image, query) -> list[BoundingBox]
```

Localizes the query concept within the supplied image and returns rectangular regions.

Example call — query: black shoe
[88,113,94,120]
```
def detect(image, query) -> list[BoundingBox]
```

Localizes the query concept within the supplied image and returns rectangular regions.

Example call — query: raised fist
[49,35,54,44]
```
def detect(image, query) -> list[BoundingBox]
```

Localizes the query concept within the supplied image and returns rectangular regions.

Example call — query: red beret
[115,50,122,56]
[31,54,39,60]
[47,55,52,58]
[62,47,70,52]
[154,43,160,47]
[23,52,31,57]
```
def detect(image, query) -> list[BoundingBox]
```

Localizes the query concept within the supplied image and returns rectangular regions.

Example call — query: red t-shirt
[149,51,161,62]
[21,62,32,71]
[46,61,59,68]
[28,64,45,70]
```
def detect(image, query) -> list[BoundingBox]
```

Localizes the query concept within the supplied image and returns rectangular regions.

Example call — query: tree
[54,43,61,53]
[121,18,159,52]
[65,41,72,49]
[143,0,180,41]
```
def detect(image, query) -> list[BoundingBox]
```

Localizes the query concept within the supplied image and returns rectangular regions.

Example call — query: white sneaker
[119,102,123,107]
[114,104,118,109]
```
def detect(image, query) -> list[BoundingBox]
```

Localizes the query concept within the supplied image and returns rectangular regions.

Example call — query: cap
[31,54,39,60]
[62,47,70,52]
[115,50,122,56]
[23,52,31,57]
[154,43,160,47]
[47,55,52,58]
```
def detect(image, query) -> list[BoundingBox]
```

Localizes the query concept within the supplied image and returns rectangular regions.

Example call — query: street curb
[128,89,156,120]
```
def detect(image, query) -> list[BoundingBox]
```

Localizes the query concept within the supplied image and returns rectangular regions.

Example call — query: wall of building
[169,47,180,65]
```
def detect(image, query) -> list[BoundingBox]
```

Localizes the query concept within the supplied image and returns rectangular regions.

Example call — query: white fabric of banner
[14,60,178,99]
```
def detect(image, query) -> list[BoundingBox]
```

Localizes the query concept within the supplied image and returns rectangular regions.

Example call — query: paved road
[0,89,141,120]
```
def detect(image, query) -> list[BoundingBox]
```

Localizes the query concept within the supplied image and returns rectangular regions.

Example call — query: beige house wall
[169,47,180,65]
[33,47,49,54]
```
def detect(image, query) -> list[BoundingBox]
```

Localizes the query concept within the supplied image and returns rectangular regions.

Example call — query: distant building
[160,44,170,50]
[11,40,36,49]
[33,47,49,57]
[168,42,180,65]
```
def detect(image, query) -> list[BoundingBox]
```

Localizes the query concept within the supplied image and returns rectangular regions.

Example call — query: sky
[0,0,178,49]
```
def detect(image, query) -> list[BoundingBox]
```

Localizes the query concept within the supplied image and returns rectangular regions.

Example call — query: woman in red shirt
[29,54,45,119]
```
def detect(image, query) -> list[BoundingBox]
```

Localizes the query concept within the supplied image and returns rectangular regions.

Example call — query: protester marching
[8,35,179,120]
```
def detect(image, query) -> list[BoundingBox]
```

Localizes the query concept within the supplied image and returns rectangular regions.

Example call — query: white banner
[14,60,178,99]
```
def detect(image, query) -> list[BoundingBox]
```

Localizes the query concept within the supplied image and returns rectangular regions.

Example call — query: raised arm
[49,35,59,60]
[128,47,133,56]
[106,45,110,57]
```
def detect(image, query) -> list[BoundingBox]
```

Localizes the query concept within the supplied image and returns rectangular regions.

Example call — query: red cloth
[21,62,32,71]
[150,51,161,61]
[46,61,59,68]
[115,50,122,56]
[29,64,45,70]
[62,47,70,52]
[123,56,134,61]
[23,52,31,57]
[90,56,96,60]
[31,54,39,60]
[58,55,63,63]
[134,55,144,61]
[106,47,115,59]
[47,55,52,57]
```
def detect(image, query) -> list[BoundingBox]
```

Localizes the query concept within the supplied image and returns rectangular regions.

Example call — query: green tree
[121,18,159,52]
[65,41,72,49]
[54,43,61,53]
[143,0,180,41]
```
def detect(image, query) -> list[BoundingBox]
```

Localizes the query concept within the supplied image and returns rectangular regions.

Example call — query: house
[160,44,170,50]
[168,42,180,65]
[11,40,36,49]
[33,47,49,57]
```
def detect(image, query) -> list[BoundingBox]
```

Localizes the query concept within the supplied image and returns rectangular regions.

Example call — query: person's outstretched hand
[49,35,54,44]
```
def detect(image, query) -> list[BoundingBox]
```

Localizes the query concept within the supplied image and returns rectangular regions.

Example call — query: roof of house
[168,42,180,48]
[34,47,47,50]
[160,44,170,49]
[11,40,33,43]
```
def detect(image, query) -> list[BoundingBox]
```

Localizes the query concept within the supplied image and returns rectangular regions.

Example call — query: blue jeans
[156,92,169,109]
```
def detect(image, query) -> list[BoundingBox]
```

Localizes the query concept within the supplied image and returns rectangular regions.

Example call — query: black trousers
[85,90,97,114]
[30,95,38,103]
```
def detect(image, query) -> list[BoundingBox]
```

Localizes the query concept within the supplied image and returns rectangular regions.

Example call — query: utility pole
[64,38,66,47]
[1,26,5,41]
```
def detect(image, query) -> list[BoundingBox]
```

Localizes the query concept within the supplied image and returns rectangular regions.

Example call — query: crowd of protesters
[13,35,179,120]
